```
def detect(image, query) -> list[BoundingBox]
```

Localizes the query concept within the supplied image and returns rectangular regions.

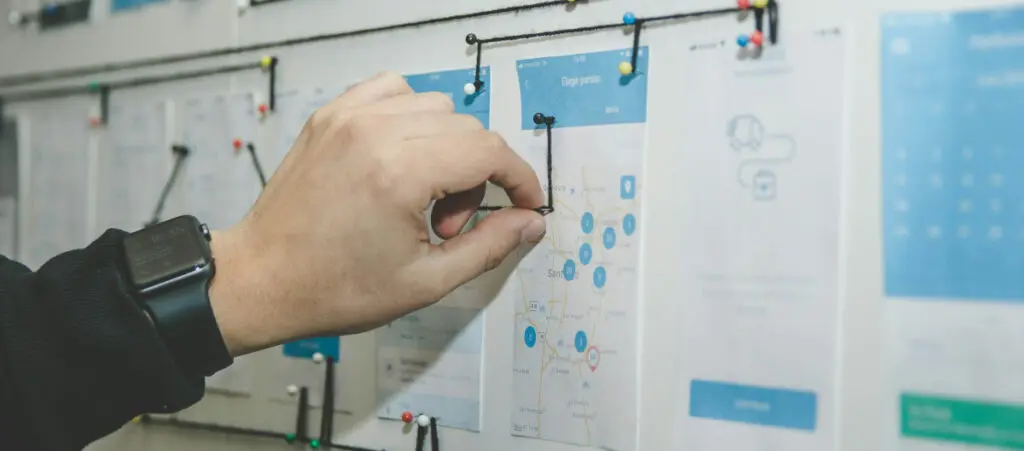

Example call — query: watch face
[124,215,212,289]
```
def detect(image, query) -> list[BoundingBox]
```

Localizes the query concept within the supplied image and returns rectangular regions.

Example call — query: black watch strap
[143,276,233,377]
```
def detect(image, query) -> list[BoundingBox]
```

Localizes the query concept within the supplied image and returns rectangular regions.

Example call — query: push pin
[258,103,269,117]
[737,0,751,9]
[260,56,275,71]
[88,117,102,128]
[753,0,768,7]
[402,411,414,424]
[286,384,299,396]
[533,113,554,126]
[232,139,243,151]
[622,12,636,25]
[738,30,763,48]
[7,10,23,26]
[312,352,325,364]
[618,61,633,76]
[416,414,431,428]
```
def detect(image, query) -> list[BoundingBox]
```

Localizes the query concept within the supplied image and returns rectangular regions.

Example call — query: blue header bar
[517,47,649,129]
[283,337,340,361]
[406,68,490,129]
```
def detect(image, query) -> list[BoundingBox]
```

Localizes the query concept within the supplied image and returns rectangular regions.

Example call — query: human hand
[208,72,547,356]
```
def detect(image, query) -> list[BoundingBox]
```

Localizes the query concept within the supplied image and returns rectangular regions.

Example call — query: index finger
[408,130,545,210]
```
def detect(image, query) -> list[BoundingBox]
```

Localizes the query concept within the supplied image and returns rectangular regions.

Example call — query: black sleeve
[0,229,206,451]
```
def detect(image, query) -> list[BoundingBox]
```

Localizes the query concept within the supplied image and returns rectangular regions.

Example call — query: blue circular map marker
[593,266,607,289]
[574,331,588,353]
[603,227,617,250]
[563,259,577,281]
[579,243,593,265]
[525,326,537,348]
[623,213,636,236]
[581,212,595,234]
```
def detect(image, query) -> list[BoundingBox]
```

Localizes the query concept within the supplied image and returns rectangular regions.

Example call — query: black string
[429,418,439,451]
[137,415,385,451]
[0,61,264,104]
[477,113,554,216]
[414,423,427,451]
[245,143,268,187]
[320,356,336,446]
[145,145,190,228]
[296,386,310,443]
[0,0,585,88]
[467,5,777,80]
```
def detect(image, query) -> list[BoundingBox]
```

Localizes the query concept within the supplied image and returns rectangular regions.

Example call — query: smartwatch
[122,215,233,377]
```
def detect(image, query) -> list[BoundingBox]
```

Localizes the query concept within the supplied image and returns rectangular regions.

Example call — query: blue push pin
[622,12,637,25]
[737,34,751,48]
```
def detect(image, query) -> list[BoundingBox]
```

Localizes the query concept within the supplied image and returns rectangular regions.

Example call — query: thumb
[424,207,546,296]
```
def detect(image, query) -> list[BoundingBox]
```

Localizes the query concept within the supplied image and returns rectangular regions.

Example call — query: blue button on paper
[620,175,636,199]
[689,379,817,431]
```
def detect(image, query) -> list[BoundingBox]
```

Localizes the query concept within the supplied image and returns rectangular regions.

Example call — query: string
[246,143,268,187]
[145,145,189,228]
[477,114,555,216]
[468,4,779,83]
[0,0,589,88]
[0,61,265,104]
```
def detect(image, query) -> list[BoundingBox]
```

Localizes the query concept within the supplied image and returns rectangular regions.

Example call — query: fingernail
[520,218,547,244]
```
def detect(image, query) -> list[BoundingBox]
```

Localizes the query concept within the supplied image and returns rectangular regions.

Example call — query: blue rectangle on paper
[406,68,490,129]
[111,0,167,12]
[283,337,340,361]
[881,7,1024,301]
[689,379,818,431]
[516,48,649,130]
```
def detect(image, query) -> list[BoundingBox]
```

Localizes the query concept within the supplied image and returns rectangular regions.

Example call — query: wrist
[208,227,277,357]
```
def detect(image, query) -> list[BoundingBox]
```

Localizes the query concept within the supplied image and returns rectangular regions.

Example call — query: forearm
[0,230,205,451]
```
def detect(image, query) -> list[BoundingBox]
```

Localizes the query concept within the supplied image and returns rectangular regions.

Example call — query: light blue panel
[283,337,340,361]
[689,379,818,431]
[377,391,480,431]
[111,0,168,13]
[376,306,483,354]
[881,7,1024,301]
[517,47,649,129]
[405,68,490,129]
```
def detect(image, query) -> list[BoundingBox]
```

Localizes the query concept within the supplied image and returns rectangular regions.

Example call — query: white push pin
[8,10,22,26]
[286,384,299,396]
[312,352,325,364]
[463,82,477,95]
[416,414,431,428]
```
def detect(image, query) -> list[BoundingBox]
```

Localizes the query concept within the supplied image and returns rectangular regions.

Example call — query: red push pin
[233,139,243,151]
[750,30,764,47]
[401,411,414,424]
[737,0,751,9]
[88,117,101,127]
[258,104,269,116]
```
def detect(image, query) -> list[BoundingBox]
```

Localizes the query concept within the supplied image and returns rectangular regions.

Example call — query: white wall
[2,0,1021,451]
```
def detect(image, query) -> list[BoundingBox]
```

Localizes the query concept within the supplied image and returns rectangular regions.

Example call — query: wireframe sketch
[726,114,797,200]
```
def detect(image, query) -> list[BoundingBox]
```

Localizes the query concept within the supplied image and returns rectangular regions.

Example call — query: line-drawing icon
[726,114,797,200]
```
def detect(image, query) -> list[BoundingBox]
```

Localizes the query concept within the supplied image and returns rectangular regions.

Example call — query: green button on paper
[901,393,1024,449]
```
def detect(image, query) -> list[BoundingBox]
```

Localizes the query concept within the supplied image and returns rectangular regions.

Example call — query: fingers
[374,111,484,141]
[422,207,546,295]
[358,92,456,118]
[431,184,486,239]
[331,71,414,110]
[405,131,545,210]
